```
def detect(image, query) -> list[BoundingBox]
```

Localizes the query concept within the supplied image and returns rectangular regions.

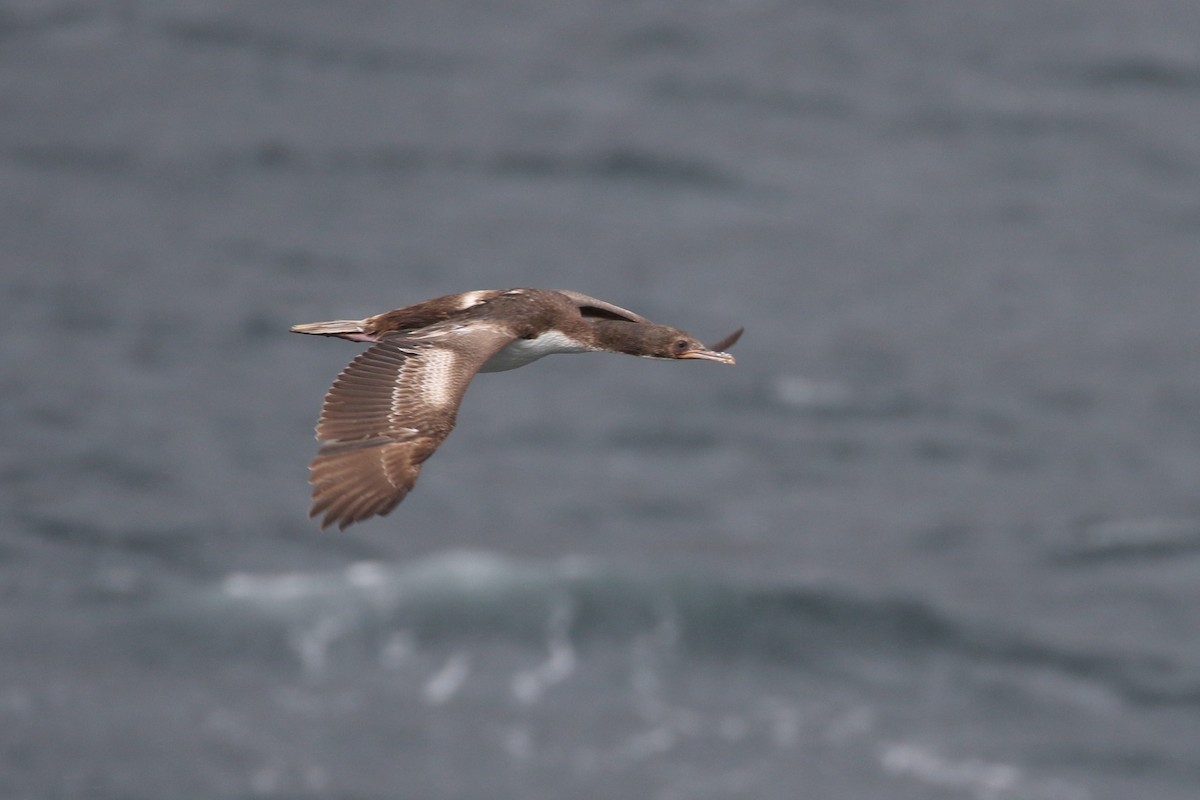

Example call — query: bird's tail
[290,319,377,342]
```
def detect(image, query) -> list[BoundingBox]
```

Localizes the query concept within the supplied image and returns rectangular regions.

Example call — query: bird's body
[292,288,742,530]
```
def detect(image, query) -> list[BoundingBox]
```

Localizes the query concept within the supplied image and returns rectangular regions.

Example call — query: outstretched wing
[308,323,516,530]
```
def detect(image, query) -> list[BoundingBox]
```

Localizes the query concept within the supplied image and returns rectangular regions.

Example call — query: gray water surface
[3,2,1200,798]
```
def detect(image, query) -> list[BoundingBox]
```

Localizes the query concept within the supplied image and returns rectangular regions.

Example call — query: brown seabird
[292,288,743,530]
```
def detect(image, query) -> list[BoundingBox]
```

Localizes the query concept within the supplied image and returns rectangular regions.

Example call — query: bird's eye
[673,339,690,353]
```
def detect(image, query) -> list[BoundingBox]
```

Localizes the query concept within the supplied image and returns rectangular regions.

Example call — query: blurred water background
[3,1,1200,798]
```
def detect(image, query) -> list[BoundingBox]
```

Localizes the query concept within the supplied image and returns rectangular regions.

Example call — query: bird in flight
[292,288,743,530]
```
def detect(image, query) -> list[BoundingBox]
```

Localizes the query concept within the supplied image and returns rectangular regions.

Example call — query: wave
[1054,517,1200,564]
[142,550,1200,707]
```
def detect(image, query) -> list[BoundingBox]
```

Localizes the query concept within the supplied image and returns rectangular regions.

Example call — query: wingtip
[708,326,744,353]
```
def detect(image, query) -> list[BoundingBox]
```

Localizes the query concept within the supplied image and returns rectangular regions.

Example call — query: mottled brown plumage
[293,289,741,530]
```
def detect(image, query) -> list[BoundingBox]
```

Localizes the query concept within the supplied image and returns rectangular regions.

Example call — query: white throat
[479,330,592,372]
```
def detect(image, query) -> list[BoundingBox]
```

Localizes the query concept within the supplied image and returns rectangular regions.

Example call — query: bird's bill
[677,347,736,365]
[676,326,743,364]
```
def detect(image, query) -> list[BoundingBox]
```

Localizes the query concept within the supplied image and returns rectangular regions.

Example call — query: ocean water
[3,1,1200,798]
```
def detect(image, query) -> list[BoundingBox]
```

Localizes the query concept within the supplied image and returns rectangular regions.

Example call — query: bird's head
[594,320,741,364]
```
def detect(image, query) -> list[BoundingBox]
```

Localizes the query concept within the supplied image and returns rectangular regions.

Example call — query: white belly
[479,330,592,372]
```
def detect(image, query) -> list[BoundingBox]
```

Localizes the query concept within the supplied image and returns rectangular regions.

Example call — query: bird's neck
[588,319,658,356]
